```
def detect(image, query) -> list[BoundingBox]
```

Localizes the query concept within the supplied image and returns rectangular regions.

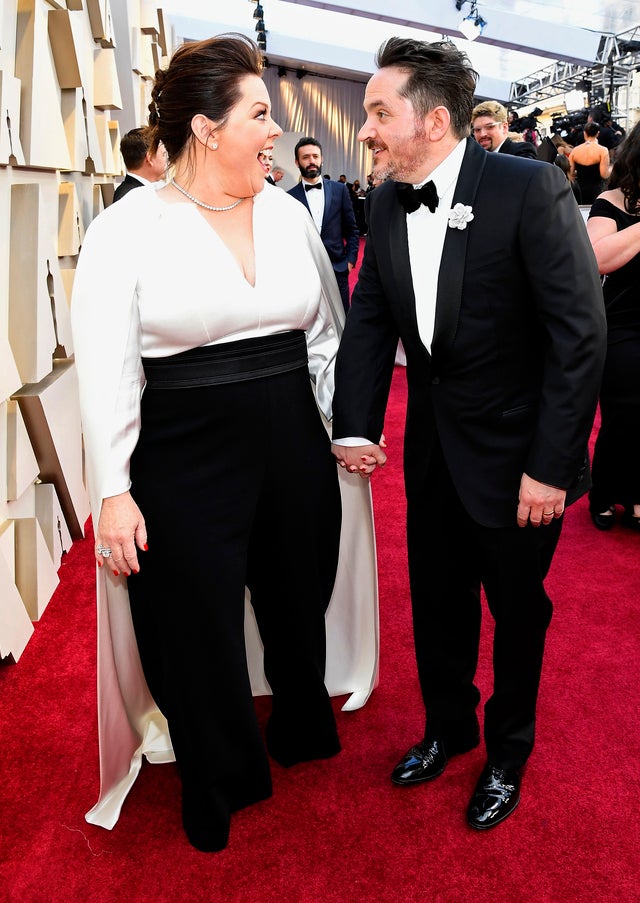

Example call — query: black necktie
[396,180,439,214]
[305,182,322,191]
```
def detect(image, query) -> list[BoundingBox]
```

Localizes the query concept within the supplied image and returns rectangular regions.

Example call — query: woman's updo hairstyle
[147,33,264,166]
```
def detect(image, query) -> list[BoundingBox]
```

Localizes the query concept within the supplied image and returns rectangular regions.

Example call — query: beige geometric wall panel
[94,113,117,174]
[137,76,153,127]
[9,183,59,385]
[86,0,115,48]
[14,0,72,169]
[58,181,84,257]
[140,1,160,39]
[132,27,156,79]
[0,521,16,582]
[92,182,106,219]
[6,399,40,502]
[13,359,89,541]
[60,87,105,174]
[35,481,73,570]
[0,337,22,407]
[0,526,34,662]
[0,72,26,165]
[0,404,8,511]
[48,8,82,89]
[94,47,123,110]
[157,8,168,56]
[58,264,77,309]
[0,0,19,67]
[108,119,122,173]
[14,516,60,621]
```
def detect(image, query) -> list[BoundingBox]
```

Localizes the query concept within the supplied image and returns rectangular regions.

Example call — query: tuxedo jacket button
[431,376,440,385]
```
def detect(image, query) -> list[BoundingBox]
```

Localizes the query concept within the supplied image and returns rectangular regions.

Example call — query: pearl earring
[211,142,218,150]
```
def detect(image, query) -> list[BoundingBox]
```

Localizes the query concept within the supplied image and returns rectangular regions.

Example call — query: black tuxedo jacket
[113,173,144,202]
[332,138,606,527]
[498,137,538,160]
[288,179,360,273]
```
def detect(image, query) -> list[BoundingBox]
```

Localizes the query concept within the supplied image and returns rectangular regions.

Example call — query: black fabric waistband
[141,330,308,388]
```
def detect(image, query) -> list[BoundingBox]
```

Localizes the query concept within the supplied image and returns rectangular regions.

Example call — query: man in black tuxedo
[331,38,605,829]
[472,100,538,159]
[288,138,360,313]
[113,128,166,202]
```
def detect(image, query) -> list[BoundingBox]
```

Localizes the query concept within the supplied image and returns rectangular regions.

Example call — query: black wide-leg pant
[127,365,341,844]
[407,441,561,770]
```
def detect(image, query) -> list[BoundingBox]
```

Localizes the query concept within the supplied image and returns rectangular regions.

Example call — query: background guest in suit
[569,122,612,205]
[288,138,360,313]
[331,36,605,830]
[113,127,166,201]
[258,149,284,185]
[471,100,538,159]
[259,148,275,183]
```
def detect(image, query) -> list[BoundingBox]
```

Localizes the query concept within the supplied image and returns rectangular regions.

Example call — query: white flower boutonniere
[448,203,474,230]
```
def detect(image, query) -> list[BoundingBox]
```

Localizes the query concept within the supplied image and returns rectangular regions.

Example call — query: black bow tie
[305,182,322,191]
[396,180,439,214]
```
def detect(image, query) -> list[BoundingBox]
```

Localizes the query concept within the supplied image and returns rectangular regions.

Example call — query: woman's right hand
[95,491,147,577]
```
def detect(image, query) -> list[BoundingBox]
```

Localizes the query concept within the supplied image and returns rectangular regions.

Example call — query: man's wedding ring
[542,511,554,516]
[97,544,112,558]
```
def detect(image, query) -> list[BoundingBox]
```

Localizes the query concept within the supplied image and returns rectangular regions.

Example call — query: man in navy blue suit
[288,137,360,314]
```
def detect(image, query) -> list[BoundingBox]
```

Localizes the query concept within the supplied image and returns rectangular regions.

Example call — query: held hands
[517,473,566,528]
[95,491,148,576]
[332,440,387,479]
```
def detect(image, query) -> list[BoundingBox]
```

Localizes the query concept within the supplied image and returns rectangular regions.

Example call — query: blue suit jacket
[288,179,360,273]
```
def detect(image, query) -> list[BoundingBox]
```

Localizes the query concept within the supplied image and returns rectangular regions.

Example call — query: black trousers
[406,440,561,769]
[127,366,341,826]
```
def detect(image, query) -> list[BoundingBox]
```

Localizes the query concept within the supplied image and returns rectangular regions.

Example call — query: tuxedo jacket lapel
[388,195,424,348]
[320,180,331,230]
[431,139,486,365]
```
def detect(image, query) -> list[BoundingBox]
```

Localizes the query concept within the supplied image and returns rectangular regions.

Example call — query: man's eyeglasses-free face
[472,122,501,135]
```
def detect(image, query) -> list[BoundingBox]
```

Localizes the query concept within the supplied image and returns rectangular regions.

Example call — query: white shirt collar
[413,139,466,200]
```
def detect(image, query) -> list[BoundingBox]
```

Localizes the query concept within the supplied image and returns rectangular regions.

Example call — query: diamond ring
[97,544,113,558]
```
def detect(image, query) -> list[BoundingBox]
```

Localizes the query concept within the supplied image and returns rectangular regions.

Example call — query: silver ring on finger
[97,543,113,558]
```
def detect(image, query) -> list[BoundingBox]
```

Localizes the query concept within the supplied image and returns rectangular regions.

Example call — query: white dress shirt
[408,138,466,352]
[335,139,466,446]
[302,178,325,231]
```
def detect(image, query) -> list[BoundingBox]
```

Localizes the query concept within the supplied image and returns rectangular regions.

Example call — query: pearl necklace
[172,179,244,211]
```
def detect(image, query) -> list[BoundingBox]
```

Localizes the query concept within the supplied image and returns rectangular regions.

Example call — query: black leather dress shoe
[391,735,479,786]
[467,763,521,829]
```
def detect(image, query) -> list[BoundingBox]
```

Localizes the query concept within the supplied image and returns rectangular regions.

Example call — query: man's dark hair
[376,38,478,139]
[294,137,322,159]
[120,128,151,170]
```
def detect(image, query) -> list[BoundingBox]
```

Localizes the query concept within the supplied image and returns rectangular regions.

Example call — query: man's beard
[299,162,322,179]
[371,122,427,182]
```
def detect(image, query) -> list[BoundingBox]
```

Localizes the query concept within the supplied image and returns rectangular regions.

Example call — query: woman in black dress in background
[587,121,640,530]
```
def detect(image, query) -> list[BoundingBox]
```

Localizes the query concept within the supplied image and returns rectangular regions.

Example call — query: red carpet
[2,245,639,900]
[1,365,639,902]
